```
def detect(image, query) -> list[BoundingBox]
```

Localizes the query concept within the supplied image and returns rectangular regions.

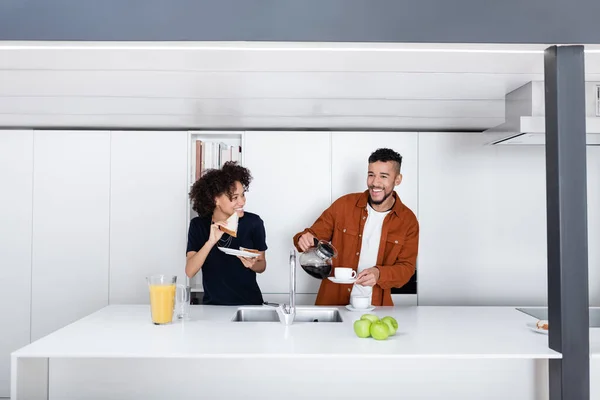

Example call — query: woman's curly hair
[189,161,253,218]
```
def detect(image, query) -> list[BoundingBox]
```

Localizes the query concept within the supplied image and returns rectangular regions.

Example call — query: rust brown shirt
[293,190,419,306]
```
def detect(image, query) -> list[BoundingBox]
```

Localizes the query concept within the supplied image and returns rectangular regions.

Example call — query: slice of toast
[536,320,548,330]
[219,212,239,237]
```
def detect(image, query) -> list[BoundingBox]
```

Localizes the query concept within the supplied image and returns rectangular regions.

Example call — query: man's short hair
[368,148,402,173]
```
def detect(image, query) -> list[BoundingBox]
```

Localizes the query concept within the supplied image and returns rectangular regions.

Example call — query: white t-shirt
[350,204,390,300]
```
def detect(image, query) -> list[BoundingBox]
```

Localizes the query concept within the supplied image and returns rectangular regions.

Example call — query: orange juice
[149,284,176,324]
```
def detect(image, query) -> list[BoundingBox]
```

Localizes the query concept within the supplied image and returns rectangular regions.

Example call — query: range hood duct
[484,81,600,145]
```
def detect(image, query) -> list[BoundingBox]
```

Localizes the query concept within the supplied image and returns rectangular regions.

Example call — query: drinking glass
[175,284,191,320]
[147,275,177,325]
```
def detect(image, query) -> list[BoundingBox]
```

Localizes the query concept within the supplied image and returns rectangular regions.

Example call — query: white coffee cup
[334,267,356,280]
[350,296,371,309]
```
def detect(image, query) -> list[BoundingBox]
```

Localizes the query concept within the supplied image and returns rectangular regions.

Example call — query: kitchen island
[11,305,598,400]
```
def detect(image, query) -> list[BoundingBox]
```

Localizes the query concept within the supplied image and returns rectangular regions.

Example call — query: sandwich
[536,320,548,330]
[240,247,260,254]
[219,212,239,237]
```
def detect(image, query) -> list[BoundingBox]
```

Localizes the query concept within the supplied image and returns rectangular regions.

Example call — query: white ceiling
[1,42,599,131]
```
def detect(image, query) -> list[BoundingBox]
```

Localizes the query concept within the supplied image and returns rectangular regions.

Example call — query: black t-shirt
[186,212,267,306]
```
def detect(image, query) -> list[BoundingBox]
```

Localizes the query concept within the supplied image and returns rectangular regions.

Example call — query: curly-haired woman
[185,161,267,305]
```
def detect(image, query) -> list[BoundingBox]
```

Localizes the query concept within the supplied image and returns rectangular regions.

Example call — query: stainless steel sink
[294,307,343,323]
[231,307,279,322]
[231,306,343,323]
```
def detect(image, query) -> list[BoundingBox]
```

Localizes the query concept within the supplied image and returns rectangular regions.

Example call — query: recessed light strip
[0,45,547,53]
[0,43,597,53]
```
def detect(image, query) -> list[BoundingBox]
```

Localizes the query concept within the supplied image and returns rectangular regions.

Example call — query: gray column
[544,45,590,400]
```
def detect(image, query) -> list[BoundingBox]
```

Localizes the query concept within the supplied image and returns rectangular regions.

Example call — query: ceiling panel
[0,48,549,74]
[0,97,503,118]
[0,70,548,99]
[0,43,597,131]
[0,114,503,131]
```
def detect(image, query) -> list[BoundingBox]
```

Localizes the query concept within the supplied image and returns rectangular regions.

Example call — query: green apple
[353,319,372,338]
[381,316,398,335]
[370,320,390,340]
[360,314,379,323]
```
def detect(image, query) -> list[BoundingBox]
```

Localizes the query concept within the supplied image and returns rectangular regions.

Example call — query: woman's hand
[207,221,226,246]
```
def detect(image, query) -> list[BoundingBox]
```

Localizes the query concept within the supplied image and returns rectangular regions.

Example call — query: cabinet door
[589,146,600,306]
[331,132,418,215]
[109,131,188,304]
[244,131,331,294]
[331,132,419,298]
[417,132,548,306]
[0,130,33,397]
[31,130,110,341]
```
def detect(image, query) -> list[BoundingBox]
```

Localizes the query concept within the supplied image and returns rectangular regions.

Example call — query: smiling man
[293,148,419,306]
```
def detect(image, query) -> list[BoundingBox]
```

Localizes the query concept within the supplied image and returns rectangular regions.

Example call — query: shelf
[188,131,244,187]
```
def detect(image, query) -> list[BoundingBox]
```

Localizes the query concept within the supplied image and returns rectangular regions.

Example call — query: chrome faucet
[288,248,297,312]
[264,249,297,325]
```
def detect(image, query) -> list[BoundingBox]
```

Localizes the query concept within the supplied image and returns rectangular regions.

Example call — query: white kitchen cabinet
[244,131,331,294]
[331,131,419,216]
[330,132,419,301]
[109,131,188,304]
[0,130,33,397]
[586,146,600,306]
[417,132,548,306]
[31,130,111,341]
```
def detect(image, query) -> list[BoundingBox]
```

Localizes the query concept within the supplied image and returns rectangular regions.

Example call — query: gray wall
[1,0,600,43]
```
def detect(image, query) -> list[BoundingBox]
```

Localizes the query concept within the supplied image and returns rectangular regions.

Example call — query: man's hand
[355,267,380,287]
[298,232,316,252]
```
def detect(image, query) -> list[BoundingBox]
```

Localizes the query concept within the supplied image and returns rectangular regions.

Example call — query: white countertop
[12,305,567,360]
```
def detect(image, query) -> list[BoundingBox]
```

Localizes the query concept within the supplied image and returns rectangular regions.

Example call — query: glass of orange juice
[147,275,177,325]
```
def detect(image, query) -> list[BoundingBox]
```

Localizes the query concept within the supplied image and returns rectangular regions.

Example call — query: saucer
[328,276,357,284]
[345,304,375,312]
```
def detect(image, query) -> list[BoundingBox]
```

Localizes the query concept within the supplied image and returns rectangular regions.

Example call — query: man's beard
[368,187,393,205]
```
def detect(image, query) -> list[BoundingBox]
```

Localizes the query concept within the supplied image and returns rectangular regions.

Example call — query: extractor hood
[484,81,600,145]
